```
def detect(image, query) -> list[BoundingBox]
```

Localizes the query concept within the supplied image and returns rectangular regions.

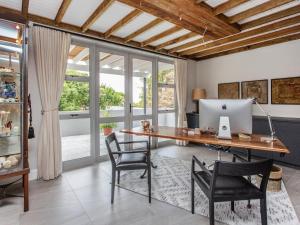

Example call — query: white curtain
[32,26,71,180]
[175,59,188,146]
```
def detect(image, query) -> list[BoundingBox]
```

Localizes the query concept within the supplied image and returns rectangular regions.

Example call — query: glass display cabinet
[0,19,29,211]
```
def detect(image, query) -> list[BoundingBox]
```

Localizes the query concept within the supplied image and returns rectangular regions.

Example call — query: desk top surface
[120,126,289,154]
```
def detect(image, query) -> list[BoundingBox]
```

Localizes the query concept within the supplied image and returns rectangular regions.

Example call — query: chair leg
[148,165,151,203]
[111,169,116,204]
[231,201,234,212]
[260,198,268,225]
[117,170,120,185]
[209,200,215,225]
[191,177,195,214]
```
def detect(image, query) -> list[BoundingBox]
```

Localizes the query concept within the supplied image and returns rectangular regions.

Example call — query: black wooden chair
[105,132,151,204]
[191,156,273,225]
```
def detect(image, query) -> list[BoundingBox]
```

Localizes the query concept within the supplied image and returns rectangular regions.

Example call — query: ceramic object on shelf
[3,160,12,169]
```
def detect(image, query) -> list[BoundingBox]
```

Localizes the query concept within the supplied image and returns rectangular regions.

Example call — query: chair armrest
[192,156,213,177]
[111,150,148,155]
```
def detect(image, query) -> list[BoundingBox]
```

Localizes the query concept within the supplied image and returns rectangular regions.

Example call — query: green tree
[59,70,124,111]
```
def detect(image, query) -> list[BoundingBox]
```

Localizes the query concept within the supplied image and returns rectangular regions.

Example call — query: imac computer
[199,99,253,138]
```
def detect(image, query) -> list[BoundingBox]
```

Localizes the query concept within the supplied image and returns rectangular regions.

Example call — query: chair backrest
[212,159,273,192]
[105,132,121,167]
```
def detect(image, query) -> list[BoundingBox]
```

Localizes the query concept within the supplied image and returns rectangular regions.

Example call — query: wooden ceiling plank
[241,4,300,30]
[193,24,300,58]
[197,33,300,60]
[181,15,300,55]
[55,0,72,24]
[26,12,182,59]
[118,0,220,39]
[69,46,85,59]
[141,26,182,47]
[104,9,142,38]
[229,0,294,23]
[81,0,115,32]
[124,18,163,43]
[213,0,249,15]
[155,32,198,50]
[22,0,29,18]
[0,35,17,43]
[168,38,205,53]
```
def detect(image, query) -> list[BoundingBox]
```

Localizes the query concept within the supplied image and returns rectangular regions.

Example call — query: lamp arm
[254,99,276,140]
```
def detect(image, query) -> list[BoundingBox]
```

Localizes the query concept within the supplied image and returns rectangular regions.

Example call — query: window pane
[99,53,125,118]
[67,45,89,77]
[132,58,152,116]
[158,113,175,143]
[100,122,124,156]
[158,62,174,84]
[59,81,89,112]
[158,87,175,111]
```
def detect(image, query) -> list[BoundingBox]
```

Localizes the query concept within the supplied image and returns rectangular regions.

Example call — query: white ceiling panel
[29,0,63,19]
[240,1,300,24]
[133,21,175,42]
[62,0,104,26]
[0,0,22,11]
[113,13,156,38]
[205,0,227,8]
[224,0,269,17]
[150,29,190,46]
[91,1,134,33]
[164,35,203,50]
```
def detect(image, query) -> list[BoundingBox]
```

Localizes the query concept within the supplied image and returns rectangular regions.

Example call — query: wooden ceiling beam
[229,0,294,23]
[168,38,205,53]
[124,18,163,43]
[181,15,300,56]
[118,0,222,39]
[81,0,115,32]
[0,35,17,43]
[197,33,300,60]
[22,0,29,19]
[55,0,72,24]
[213,0,249,15]
[193,24,300,58]
[155,32,198,50]
[241,4,300,30]
[104,9,142,38]
[25,12,182,59]
[141,26,182,47]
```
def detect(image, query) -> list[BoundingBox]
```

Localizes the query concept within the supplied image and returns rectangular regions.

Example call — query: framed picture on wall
[218,82,240,99]
[241,79,268,104]
[271,77,300,104]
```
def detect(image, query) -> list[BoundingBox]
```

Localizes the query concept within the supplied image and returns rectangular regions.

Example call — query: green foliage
[99,122,117,130]
[59,77,124,111]
[99,84,124,110]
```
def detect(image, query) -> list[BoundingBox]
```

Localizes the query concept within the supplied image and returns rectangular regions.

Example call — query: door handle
[129,103,132,113]
[70,114,79,117]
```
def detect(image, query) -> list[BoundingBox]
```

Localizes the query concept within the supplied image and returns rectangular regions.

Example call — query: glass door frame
[128,54,157,133]
[61,38,97,171]
[96,46,130,161]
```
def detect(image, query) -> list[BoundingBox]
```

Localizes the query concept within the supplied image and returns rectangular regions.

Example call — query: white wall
[186,60,198,113]
[194,39,300,118]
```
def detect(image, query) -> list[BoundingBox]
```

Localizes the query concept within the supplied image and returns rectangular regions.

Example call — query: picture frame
[218,82,240,99]
[241,79,268,104]
[271,76,300,105]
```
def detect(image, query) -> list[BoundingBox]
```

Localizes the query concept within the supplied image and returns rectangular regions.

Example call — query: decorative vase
[103,127,113,136]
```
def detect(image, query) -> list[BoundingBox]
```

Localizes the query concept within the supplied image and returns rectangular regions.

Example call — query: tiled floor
[1,144,300,225]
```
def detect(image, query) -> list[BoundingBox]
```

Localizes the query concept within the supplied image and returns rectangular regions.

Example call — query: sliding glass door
[129,56,156,143]
[98,50,128,156]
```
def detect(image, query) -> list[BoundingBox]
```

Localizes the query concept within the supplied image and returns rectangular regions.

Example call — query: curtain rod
[30,22,187,61]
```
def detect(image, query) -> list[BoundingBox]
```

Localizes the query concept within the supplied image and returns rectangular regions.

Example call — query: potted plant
[100,122,117,136]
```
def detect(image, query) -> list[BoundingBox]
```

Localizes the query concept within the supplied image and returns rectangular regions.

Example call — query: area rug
[118,155,300,225]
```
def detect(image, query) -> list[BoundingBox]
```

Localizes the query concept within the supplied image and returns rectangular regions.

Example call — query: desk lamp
[253,98,276,142]
[192,88,206,114]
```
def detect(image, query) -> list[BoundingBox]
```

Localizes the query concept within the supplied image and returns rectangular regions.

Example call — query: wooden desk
[120,126,289,155]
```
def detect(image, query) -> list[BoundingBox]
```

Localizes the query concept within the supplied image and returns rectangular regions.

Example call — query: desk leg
[247,149,252,209]
[149,136,157,169]
[23,173,29,212]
